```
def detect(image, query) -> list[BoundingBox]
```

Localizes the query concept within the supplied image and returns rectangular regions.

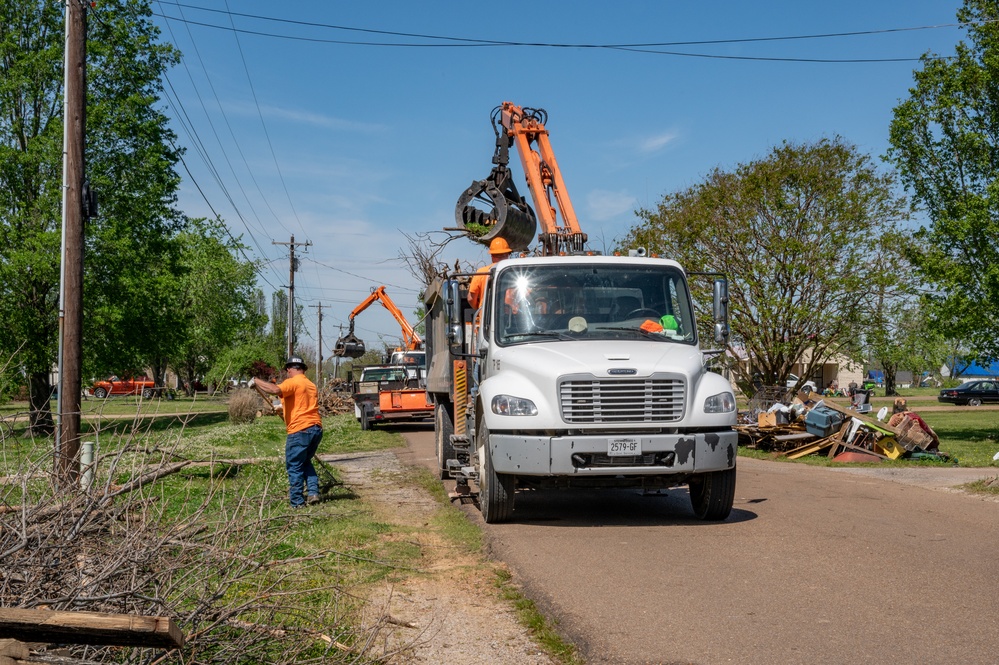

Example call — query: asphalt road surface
[397,428,999,665]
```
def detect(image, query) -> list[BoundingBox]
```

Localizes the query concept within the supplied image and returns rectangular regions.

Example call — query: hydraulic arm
[455,102,588,256]
[333,286,422,358]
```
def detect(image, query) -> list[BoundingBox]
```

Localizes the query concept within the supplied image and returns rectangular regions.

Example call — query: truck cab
[425,254,738,522]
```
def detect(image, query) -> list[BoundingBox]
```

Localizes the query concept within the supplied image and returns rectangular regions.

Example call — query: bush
[228,388,263,424]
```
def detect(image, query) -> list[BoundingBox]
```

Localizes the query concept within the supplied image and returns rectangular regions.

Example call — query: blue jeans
[286,424,323,506]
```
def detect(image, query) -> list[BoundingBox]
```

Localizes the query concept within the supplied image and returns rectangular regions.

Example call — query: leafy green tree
[866,299,948,396]
[0,0,72,431]
[624,138,911,394]
[887,0,999,362]
[171,218,263,395]
[0,0,181,432]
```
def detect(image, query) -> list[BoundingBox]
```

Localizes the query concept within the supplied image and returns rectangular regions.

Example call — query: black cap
[284,356,308,370]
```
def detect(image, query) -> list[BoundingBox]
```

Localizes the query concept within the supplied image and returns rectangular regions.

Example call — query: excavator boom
[455,102,588,256]
[333,286,422,358]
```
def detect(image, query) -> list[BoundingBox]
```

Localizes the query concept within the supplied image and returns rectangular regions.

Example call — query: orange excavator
[334,286,432,430]
[333,285,423,359]
[454,102,587,257]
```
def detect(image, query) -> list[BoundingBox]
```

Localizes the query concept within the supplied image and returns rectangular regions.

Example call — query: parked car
[786,373,818,393]
[91,375,158,399]
[937,380,999,406]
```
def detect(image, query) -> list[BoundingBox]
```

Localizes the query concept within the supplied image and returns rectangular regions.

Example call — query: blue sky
[147,0,964,356]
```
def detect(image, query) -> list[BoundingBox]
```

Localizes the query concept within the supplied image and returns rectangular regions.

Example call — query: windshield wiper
[601,326,670,340]
[505,330,572,341]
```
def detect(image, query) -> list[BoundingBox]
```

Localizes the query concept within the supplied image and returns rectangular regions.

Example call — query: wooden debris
[0,639,29,659]
[0,608,183,649]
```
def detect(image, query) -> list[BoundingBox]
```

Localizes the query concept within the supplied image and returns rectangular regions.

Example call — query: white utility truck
[425,102,738,523]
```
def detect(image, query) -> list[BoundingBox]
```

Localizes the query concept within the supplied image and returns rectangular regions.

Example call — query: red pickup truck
[91,375,159,399]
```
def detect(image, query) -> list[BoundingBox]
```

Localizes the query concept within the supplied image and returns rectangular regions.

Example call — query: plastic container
[804,405,844,438]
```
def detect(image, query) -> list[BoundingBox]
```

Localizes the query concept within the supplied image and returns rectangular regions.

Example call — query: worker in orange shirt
[251,356,324,508]
[468,237,512,309]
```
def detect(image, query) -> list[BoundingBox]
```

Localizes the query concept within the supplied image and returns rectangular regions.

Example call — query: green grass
[963,478,999,494]
[494,568,584,665]
[915,410,999,467]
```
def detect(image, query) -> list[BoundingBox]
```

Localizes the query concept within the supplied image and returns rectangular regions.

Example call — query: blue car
[938,380,999,406]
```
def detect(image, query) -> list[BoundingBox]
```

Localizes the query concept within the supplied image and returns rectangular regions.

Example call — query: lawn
[0,408,480,664]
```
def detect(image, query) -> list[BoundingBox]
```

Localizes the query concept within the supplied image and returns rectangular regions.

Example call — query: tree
[866,299,948,396]
[624,138,911,394]
[171,218,263,395]
[0,0,181,432]
[886,0,999,362]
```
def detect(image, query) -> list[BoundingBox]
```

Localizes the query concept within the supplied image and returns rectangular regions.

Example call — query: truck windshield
[492,264,696,346]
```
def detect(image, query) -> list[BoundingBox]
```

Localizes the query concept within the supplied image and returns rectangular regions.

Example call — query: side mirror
[712,279,728,321]
[445,280,464,350]
[712,279,729,344]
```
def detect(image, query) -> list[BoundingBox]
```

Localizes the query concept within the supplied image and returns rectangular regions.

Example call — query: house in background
[727,344,864,394]
[946,360,999,382]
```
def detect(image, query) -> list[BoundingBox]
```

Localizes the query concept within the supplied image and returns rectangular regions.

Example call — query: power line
[150,1,962,63]
[220,0,308,240]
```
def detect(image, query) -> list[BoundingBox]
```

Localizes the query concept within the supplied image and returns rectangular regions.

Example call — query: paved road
[397,429,999,665]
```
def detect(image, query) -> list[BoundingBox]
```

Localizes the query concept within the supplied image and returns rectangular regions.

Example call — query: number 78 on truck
[423,102,738,523]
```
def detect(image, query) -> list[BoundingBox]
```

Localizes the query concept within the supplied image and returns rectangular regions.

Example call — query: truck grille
[559,376,686,423]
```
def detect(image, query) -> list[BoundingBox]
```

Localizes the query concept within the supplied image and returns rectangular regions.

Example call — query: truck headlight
[704,392,736,413]
[492,394,538,416]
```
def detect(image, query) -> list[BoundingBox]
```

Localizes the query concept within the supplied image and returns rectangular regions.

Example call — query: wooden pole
[56,0,87,486]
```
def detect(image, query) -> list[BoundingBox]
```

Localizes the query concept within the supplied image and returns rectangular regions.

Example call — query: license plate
[608,438,641,456]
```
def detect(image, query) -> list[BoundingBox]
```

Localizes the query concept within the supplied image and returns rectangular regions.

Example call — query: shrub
[228,388,263,424]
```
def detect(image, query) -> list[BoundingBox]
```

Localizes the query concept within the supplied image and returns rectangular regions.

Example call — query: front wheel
[968,398,982,407]
[477,419,514,523]
[689,466,736,521]
[435,403,455,480]
[93,387,108,399]
[141,387,153,399]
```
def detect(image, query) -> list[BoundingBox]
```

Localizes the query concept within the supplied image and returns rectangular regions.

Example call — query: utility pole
[56,0,88,486]
[334,325,343,381]
[309,303,323,388]
[272,235,311,359]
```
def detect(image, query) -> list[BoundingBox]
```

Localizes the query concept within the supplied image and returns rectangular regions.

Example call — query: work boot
[306,494,320,505]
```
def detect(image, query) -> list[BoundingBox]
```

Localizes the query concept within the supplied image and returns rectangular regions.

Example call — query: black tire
[969,398,982,407]
[435,402,455,480]
[93,387,108,399]
[689,466,736,521]
[141,388,153,399]
[477,418,514,523]
[360,408,371,431]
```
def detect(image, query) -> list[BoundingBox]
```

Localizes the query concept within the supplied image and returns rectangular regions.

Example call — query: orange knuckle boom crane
[455,102,587,257]
[333,285,423,359]
[336,286,432,430]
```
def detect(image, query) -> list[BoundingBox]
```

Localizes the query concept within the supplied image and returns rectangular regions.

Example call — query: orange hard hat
[489,237,512,255]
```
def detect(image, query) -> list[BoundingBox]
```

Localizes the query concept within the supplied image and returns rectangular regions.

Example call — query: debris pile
[319,379,355,416]
[737,391,951,464]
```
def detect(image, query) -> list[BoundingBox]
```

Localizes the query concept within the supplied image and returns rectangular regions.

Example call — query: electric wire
[220,0,308,239]
[87,4,282,292]
[150,1,963,63]
[157,1,287,241]
[157,0,282,243]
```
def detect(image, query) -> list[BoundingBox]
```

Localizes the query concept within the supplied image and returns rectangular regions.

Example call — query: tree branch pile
[0,442,414,663]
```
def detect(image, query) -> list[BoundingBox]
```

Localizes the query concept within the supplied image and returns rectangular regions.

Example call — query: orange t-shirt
[278,373,322,434]
[467,264,493,309]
